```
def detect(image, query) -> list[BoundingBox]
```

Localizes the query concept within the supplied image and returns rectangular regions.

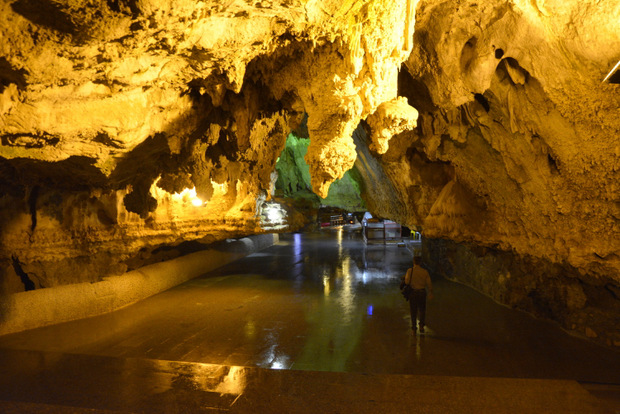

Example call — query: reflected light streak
[244,320,256,339]
[212,366,247,396]
[338,256,354,322]
[271,356,289,370]
[260,331,290,370]
[159,362,248,399]
[323,273,330,296]
[293,233,301,257]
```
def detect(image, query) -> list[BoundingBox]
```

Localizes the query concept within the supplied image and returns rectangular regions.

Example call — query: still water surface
[0,231,618,383]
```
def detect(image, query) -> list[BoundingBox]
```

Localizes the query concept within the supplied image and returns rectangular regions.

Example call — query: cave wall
[1,0,417,291]
[0,81,294,293]
[423,238,620,347]
[352,0,619,347]
[372,1,619,281]
[0,183,279,294]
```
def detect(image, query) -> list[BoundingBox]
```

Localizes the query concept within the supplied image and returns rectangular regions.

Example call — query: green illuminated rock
[275,133,366,212]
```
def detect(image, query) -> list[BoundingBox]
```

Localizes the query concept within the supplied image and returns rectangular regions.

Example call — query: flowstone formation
[0,0,417,293]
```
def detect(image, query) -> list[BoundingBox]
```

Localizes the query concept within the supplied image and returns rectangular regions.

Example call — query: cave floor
[0,232,618,413]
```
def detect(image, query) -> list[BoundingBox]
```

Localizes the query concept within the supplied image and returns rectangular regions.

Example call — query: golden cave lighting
[171,187,204,207]
[211,180,228,196]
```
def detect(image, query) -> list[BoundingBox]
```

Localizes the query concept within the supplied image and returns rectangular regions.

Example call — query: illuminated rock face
[275,132,366,212]
[0,0,417,291]
[401,0,620,278]
[0,1,618,344]
[359,0,619,346]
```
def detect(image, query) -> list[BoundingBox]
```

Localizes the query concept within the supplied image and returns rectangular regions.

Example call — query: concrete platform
[0,348,611,413]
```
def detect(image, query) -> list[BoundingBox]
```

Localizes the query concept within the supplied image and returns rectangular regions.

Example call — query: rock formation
[364,0,620,346]
[275,131,366,212]
[0,0,416,292]
[0,0,618,345]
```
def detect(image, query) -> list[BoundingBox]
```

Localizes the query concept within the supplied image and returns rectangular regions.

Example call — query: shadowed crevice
[0,58,28,93]
[0,156,108,191]
[11,256,35,291]
[11,0,77,36]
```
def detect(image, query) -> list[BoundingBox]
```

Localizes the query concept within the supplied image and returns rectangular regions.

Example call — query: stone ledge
[0,233,278,336]
[0,348,612,414]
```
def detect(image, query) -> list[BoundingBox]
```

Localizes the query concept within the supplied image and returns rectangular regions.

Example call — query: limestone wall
[423,238,620,348]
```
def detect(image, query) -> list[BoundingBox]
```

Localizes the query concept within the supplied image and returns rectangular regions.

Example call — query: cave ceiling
[0,0,618,288]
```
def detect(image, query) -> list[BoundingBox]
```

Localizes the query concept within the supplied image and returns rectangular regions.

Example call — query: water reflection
[289,232,413,371]
[322,271,330,296]
[244,319,256,339]
[4,231,619,384]
[293,232,302,257]
[411,334,424,361]
[132,359,249,411]
[260,330,290,370]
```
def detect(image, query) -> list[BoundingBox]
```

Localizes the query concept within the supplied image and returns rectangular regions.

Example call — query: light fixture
[267,207,281,222]
[259,201,288,229]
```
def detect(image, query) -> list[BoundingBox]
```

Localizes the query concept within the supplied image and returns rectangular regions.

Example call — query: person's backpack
[400,268,413,300]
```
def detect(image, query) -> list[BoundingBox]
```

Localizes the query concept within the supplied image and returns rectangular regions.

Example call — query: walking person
[404,256,433,334]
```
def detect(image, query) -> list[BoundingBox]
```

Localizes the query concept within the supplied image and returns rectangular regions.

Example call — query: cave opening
[270,122,367,232]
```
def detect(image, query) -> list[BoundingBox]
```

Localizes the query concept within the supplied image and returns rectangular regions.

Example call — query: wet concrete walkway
[0,232,618,412]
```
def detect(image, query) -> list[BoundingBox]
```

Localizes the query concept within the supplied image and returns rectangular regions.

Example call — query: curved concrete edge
[0,234,278,336]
